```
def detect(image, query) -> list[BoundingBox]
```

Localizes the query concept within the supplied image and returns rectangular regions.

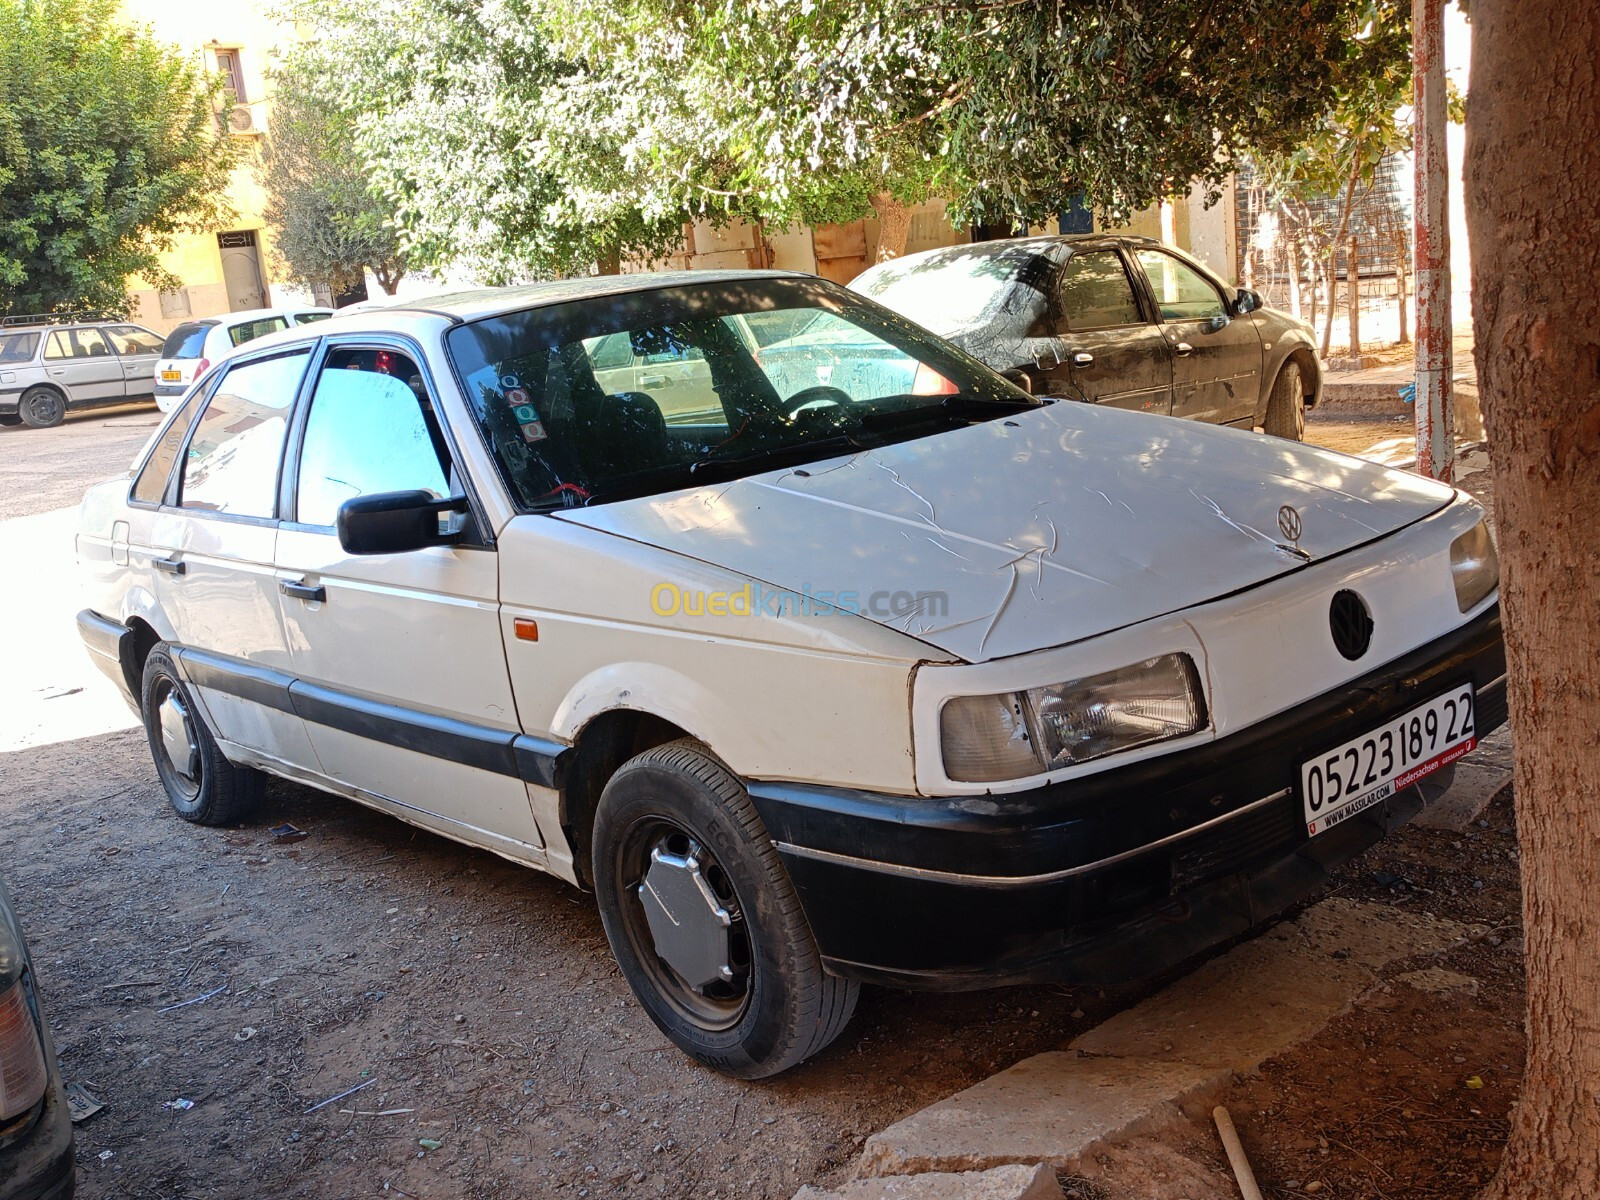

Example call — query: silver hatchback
[0,314,165,428]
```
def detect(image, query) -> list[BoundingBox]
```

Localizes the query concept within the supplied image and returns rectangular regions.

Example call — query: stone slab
[857,1053,1224,1179]
[1071,900,1469,1072]
[1413,762,1513,831]
[1394,967,1480,996]
[795,1163,1063,1200]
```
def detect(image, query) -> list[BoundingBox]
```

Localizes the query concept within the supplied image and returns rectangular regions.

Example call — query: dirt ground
[0,406,1521,1200]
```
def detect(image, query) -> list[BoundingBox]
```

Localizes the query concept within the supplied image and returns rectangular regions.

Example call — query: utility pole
[1413,0,1453,480]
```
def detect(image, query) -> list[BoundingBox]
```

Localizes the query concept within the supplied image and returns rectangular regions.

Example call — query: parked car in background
[852,235,1322,439]
[153,307,334,412]
[0,315,165,429]
[79,271,1502,1078]
[0,876,73,1199]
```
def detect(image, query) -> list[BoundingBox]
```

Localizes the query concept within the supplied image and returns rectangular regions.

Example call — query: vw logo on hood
[1277,504,1303,543]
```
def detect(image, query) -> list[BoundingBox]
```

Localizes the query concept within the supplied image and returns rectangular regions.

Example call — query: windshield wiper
[689,433,866,479]
[858,391,1036,433]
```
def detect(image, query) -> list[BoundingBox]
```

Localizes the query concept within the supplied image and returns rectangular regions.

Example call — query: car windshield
[445,277,1036,511]
[854,247,1049,332]
[0,331,39,365]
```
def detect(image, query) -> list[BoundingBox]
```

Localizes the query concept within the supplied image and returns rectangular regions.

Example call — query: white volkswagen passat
[77,272,1504,1077]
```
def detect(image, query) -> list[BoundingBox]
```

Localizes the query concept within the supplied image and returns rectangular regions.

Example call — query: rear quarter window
[162,323,213,358]
[228,316,290,347]
[0,332,39,365]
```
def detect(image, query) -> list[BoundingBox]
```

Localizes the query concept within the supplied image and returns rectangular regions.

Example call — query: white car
[77,271,1506,1078]
[152,306,333,411]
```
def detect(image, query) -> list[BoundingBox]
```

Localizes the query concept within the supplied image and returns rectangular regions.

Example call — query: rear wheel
[18,387,65,429]
[1263,361,1307,441]
[592,739,858,1078]
[140,644,263,825]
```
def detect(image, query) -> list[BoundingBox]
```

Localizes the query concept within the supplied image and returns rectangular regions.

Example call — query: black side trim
[176,647,296,714]
[174,647,568,787]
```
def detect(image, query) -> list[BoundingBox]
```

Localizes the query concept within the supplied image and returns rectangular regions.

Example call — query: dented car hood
[556,402,1455,663]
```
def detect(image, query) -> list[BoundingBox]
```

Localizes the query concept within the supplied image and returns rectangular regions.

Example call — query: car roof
[859,233,1165,277]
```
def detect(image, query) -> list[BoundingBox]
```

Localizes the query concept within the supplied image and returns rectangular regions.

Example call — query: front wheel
[1263,360,1307,441]
[140,644,263,825]
[592,739,858,1078]
[18,387,66,428]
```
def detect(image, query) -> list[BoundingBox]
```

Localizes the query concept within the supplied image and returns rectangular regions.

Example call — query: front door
[219,230,269,311]
[273,343,544,860]
[1132,248,1261,427]
[43,328,123,404]
[1035,246,1173,413]
[144,348,322,771]
[105,324,165,401]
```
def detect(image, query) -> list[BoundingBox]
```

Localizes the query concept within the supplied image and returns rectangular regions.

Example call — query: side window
[132,388,205,505]
[228,316,289,347]
[180,351,309,516]
[583,332,633,372]
[1057,251,1144,331]
[105,325,165,355]
[294,348,451,528]
[1134,249,1226,323]
[44,329,112,359]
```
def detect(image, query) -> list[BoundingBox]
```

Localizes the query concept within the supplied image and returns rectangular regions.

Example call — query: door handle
[639,373,668,387]
[279,578,326,603]
[1070,352,1094,368]
[1173,342,1194,357]
[152,556,186,576]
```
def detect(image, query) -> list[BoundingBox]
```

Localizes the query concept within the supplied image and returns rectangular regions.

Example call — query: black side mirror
[1234,288,1262,314]
[337,490,467,556]
[1000,367,1034,394]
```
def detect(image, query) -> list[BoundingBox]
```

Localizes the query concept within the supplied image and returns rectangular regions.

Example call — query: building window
[214,49,246,103]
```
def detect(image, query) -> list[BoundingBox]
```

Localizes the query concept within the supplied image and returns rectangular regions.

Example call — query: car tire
[140,644,263,825]
[592,738,859,1078]
[1263,361,1306,441]
[18,387,66,429]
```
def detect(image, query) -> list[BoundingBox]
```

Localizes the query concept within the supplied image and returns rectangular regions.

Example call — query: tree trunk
[1287,238,1302,320]
[595,244,622,276]
[870,192,913,264]
[1395,230,1410,344]
[1468,2,1600,1196]
[1320,167,1362,358]
[1347,236,1360,356]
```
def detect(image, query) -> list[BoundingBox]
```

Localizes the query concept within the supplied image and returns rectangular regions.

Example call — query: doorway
[218,230,269,311]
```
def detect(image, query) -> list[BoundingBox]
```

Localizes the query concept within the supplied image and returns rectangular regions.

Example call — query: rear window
[227,316,289,347]
[0,332,39,365]
[162,322,213,358]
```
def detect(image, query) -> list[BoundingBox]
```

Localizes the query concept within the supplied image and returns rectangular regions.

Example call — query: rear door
[143,347,323,771]
[1131,247,1261,427]
[272,340,545,860]
[43,328,122,404]
[1034,245,1174,413]
[104,324,165,401]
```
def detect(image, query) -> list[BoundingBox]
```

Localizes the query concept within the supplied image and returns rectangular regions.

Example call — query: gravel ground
[0,405,1492,1199]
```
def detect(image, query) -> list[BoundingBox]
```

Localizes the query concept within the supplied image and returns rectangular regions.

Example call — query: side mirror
[337,490,467,556]
[1000,367,1034,394]
[1234,288,1262,314]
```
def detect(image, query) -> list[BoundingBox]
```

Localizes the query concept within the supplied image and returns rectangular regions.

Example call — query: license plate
[161,370,182,381]
[1301,685,1476,836]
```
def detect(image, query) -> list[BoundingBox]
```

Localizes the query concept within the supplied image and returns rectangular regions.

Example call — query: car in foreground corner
[852,234,1322,439]
[0,878,73,1200]
[76,270,1503,1078]
[152,307,334,412]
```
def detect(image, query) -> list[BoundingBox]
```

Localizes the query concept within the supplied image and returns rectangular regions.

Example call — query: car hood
[556,403,1454,663]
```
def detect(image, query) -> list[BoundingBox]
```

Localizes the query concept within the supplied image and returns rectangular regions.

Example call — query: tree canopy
[0,0,238,317]
[259,58,410,297]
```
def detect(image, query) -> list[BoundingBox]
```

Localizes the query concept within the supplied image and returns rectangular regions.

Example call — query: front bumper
[0,1076,76,1200]
[750,605,1505,990]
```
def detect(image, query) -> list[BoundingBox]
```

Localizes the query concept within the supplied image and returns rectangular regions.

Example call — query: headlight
[1450,520,1499,612]
[0,977,48,1121]
[939,653,1208,783]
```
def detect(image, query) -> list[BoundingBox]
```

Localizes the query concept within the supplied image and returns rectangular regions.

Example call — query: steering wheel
[784,385,853,423]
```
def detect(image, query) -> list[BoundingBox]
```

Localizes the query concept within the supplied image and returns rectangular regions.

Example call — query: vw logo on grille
[1329,590,1374,660]
[1277,504,1303,543]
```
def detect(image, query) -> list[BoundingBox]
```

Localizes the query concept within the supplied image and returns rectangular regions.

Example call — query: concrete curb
[835,898,1476,1190]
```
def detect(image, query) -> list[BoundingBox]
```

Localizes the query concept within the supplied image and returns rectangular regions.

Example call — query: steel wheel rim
[615,816,753,1030]
[27,393,62,424]
[151,676,201,801]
